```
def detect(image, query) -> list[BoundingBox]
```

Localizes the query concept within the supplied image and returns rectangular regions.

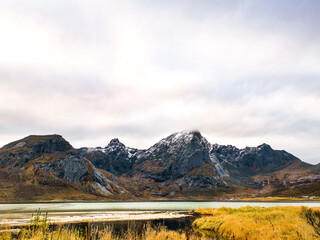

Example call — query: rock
[82,138,140,176]
[0,135,73,167]
[34,153,110,189]
[132,131,214,181]
[211,143,298,173]
[177,174,228,188]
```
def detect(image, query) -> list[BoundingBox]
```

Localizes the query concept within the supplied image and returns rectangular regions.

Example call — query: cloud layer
[1,0,320,163]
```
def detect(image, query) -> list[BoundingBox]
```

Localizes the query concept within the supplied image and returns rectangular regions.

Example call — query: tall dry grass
[0,211,211,240]
[0,225,211,240]
[194,206,319,240]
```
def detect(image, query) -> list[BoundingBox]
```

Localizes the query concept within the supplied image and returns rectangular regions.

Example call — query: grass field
[193,206,320,240]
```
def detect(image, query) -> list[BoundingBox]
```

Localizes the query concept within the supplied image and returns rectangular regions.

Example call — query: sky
[0,0,320,164]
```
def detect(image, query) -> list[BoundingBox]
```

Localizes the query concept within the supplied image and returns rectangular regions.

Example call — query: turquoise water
[2,201,320,213]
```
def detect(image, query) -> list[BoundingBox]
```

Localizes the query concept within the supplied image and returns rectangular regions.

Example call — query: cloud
[0,0,320,163]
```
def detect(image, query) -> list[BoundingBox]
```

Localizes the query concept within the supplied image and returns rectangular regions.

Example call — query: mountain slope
[0,131,318,201]
[0,135,132,201]
[80,138,139,176]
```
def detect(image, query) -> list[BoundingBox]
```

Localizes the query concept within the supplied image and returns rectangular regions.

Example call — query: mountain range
[1,131,319,201]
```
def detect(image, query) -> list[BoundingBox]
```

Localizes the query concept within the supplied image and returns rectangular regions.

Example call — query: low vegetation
[0,210,209,240]
[0,226,211,240]
[193,206,320,240]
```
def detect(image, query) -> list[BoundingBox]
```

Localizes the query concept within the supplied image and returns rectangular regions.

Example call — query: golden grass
[194,206,319,240]
[0,225,210,240]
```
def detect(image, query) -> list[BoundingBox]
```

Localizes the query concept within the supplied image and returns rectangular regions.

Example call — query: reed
[0,211,210,240]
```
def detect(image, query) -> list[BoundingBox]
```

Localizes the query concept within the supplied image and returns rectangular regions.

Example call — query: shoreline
[0,210,192,227]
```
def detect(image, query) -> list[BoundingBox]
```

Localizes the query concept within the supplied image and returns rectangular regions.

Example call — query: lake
[2,201,320,213]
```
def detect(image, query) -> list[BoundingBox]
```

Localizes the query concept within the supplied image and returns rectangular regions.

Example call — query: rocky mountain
[0,131,318,201]
[80,138,140,176]
[0,135,131,201]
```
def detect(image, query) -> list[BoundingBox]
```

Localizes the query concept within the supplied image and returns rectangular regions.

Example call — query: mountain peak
[2,134,73,152]
[109,138,120,144]
[107,138,125,148]
[257,143,272,150]
[175,130,201,136]
[169,130,203,143]
[0,134,73,167]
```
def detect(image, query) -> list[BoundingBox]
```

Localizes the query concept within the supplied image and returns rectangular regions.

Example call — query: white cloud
[0,0,319,163]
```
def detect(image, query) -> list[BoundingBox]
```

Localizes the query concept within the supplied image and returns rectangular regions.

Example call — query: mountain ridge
[0,131,318,201]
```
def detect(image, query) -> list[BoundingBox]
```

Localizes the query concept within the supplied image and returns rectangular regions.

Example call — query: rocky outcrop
[178,174,228,188]
[0,135,118,198]
[2,135,72,153]
[0,135,73,167]
[34,153,110,188]
[212,143,298,176]
[81,138,141,176]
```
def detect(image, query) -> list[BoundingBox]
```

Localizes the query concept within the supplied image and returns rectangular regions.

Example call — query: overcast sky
[0,0,320,163]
